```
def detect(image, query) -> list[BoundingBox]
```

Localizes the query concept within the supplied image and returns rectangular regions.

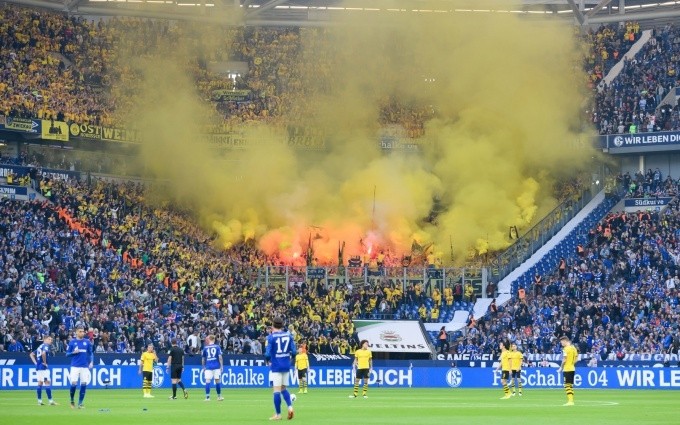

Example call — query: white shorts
[270,371,290,387]
[69,367,91,385]
[36,369,50,383]
[204,368,222,381]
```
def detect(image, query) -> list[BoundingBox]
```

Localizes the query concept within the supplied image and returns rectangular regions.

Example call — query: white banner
[354,320,432,353]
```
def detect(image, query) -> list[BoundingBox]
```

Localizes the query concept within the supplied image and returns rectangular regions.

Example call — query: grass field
[3,387,675,425]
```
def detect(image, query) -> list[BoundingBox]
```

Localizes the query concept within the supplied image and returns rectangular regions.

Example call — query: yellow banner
[69,123,102,140]
[41,120,69,142]
[101,126,141,143]
[68,122,140,143]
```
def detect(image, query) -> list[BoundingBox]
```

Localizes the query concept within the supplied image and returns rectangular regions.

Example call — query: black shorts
[143,371,153,381]
[355,368,370,380]
[171,365,184,380]
[501,370,510,380]
[297,369,307,380]
[563,371,575,385]
[511,370,521,378]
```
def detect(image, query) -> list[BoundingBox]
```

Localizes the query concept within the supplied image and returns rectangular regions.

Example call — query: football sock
[37,387,43,400]
[45,387,52,400]
[70,385,77,402]
[353,380,359,396]
[178,381,185,390]
[273,392,282,415]
[281,389,292,406]
[143,377,151,395]
[172,384,177,397]
[503,384,509,395]
[565,384,574,402]
[362,381,368,395]
[215,383,221,396]
[205,383,210,397]
[78,385,86,404]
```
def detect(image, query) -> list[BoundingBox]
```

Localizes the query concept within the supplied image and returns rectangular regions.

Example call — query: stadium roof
[5,0,680,26]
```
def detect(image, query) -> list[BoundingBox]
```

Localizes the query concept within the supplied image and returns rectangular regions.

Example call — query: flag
[338,241,345,266]
[306,233,314,265]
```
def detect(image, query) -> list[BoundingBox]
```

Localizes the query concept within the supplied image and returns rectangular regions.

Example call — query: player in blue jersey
[66,326,94,409]
[30,336,58,406]
[265,317,297,421]
[201,335,224,401]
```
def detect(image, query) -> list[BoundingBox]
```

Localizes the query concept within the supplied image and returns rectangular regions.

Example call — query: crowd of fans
[10,3,680,140]
[0,174,378,356]
[1,167,678,361]
[618,169,680,199]
[5,3,676,139]
[0,6,105,123]
[0,5,648,138]
[582,22,640,91]
[455,189,680,361]
[1,5,679,361]
[593,23,680,134]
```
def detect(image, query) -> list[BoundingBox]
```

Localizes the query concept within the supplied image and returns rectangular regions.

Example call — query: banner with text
[69,122,101,140]
[0,164,81,181]
[603,130,680,150]
[69,122,141,143]
[0,353,351,367]
[206,133,248,149]
[623,197,674,212]
[0,184,30,200]
[1,365,679,390]
[2,116,40,133]
[41,120,69,142]
[1,352,678,369]
[379,124,421,152]
[211,89,252,102]
[101,126,141,143]
[354,320,432,353]
[287,125,326,151]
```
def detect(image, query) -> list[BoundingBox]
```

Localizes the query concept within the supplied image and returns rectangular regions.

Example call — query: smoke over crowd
[118,2,594,265]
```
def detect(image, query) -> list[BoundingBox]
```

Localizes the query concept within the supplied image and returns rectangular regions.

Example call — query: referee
[166,339,188,399]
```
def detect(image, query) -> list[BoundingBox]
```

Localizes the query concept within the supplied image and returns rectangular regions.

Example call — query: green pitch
[3,388,674,425]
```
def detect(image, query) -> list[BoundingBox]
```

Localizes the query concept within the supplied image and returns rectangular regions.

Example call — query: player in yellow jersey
[295,342,310,394]
[139,344,158,398]
[509,342,524,396]
[558,336,578,406]
[350,340,372,399]
[496,341,512,399]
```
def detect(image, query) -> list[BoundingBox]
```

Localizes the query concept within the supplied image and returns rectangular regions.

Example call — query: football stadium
[0,0,679,423]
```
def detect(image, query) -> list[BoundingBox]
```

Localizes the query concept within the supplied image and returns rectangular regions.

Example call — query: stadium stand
[582,22,640,91]
[0,172,363,355]
[3,168,677,359]
[0,4,430,133]
[1,5,678,361]
[593,23,680,134]
[443,176,680,359]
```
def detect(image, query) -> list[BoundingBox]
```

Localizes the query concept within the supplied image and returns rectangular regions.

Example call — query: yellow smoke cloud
[116,3,594,265]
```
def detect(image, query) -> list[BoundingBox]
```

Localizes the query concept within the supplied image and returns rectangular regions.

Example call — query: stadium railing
[488,163,618,284]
